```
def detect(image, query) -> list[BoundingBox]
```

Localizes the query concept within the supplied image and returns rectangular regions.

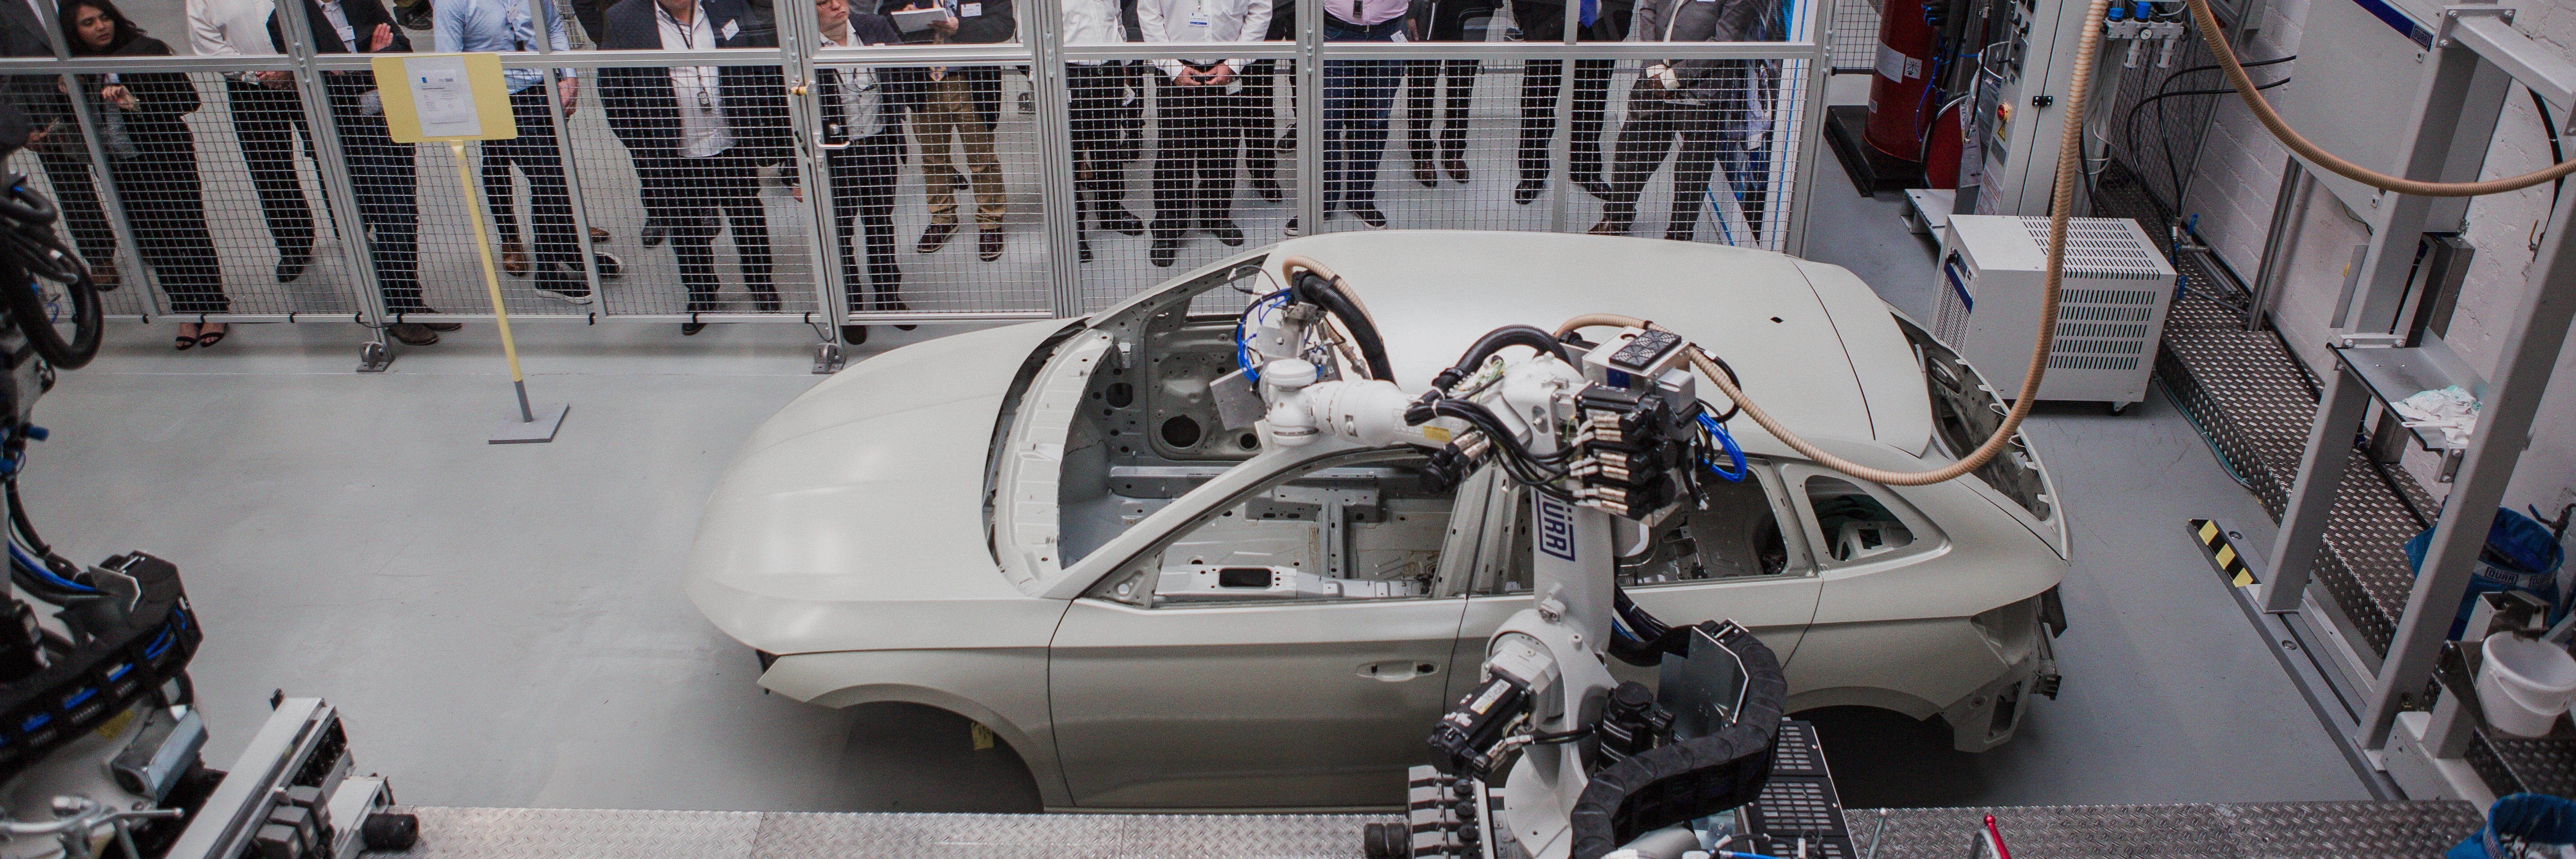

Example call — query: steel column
[1784,0,1835,256]
[530,0,609,305]
[2339,35,2480,336]
[271,0,400,359]
[2259,363,2370,613]
[1296,0,1324,236]
[1026,0,1082,317]
[774,0,851,350]
[1549,3,1574,234]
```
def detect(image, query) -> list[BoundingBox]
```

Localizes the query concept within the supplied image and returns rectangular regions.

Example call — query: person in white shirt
[190,0,327,284]
[812,0,907,345]
[436,0,621,305]
[1062,0,1143,262]
[599,0,787,335]
[1136,0,1269,268]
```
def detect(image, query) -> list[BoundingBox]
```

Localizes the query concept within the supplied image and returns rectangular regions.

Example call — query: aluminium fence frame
[0,0,1832,371]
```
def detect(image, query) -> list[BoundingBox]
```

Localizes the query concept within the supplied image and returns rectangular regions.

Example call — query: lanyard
[658,1,703,49]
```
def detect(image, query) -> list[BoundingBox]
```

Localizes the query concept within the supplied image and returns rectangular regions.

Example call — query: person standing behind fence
[0,0,118,290]
[1587,0,1764,241]
[1233,0,1288,201]
[1062,0,1142,264]
[1402,0,1485,188]
[600,0,787,336]
[812,0,909,345]
[1510,0,1627,204]
[64,0,228,349]
[436,0,626,306]
[191,0,331,285]
[1137,0,1266,267]
[1288,0,1402,237]
[271,0,460,346]
[878,0,1012,263]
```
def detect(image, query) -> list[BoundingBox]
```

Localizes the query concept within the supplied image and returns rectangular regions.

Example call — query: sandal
[173,323,198,351]
[194,324,226,349]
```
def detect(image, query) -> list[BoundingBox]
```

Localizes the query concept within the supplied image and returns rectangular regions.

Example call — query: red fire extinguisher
[1864,0,1939,163]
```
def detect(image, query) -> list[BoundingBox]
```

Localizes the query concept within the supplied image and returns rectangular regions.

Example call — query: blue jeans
[1323,20,1403,208]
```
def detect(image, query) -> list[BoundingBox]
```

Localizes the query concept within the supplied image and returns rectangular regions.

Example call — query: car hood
[685,320,1079,655]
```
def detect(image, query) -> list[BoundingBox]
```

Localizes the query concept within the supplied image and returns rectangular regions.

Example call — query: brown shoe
[916,222,959,254]
[500,241,530,276]
[978,229,1002,262]
[588,225,611,242]
[387,323,439,345]
[1586,217,1630,237]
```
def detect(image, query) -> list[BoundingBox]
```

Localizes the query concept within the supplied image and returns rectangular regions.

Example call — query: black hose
[1434,325,1579,389]
[0,181,100,369]
[1293,273,1396,383]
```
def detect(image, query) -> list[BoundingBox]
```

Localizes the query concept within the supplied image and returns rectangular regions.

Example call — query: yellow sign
[370,52,518,143]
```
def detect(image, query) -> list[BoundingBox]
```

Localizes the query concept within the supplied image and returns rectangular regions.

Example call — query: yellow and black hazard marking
[2190,518,2258,587]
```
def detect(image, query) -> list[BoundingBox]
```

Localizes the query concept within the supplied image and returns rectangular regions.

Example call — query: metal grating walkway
[2089,164,2572,799]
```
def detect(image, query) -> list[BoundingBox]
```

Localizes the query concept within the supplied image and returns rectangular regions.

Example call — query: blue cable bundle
[1699,413,1746,482]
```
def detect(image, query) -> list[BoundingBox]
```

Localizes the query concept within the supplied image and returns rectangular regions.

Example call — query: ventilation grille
[2062,289,2160,305]
[2058,322,2148,338]
[2063,305,2153,321]
[2048,354,2141,370]
[2017,217,2168,280]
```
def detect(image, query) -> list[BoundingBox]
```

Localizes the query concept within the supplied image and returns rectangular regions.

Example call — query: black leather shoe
[1150,239,1178,268]
[681,322,707,336]
[593,251,624,280]
[1414,160,1439,188]
[1350,206,1388,229]
[1205,220,1244,246]
[1101,207,1146,236]
[1444,157,1470,183]
[755,291,781,313]
[841,324,868,345]
[978,229,1003,262]
[1079,234,1093,263]
[386,323,438,345]
[1514,179,1544,204]
[275,253,309,283]
[641,223,667,248]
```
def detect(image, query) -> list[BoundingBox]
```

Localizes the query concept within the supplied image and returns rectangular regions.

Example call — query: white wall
[2177,0,2576,517]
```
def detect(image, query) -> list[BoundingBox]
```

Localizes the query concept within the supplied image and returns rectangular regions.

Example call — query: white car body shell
[688,232,2069,811]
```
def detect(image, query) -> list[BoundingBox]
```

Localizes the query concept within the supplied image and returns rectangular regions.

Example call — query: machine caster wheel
[361,812,420,850]
[2106,401,2130,415]
[356,340,392,373]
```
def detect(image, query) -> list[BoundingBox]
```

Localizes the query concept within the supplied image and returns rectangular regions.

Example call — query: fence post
[1295,0,1323,236]
[32,0,154,318]
[1026,0,1081,317]
[1548,4,1575,234]
[1783,0,1833,256]
[774,0,856,370]
[271,0,402,370]
[529,0,610,311]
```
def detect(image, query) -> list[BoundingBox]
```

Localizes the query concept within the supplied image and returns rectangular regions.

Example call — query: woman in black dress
[62,0,231,349]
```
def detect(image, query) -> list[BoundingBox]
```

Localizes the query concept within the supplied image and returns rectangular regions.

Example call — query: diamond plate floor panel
[1851,801,2479,859]
[376,802,2476,859]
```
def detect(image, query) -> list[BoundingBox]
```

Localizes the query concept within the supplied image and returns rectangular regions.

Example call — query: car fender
[759,646,1072,808]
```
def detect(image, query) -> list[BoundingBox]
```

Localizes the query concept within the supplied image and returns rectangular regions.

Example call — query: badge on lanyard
[1187,0,1210,30]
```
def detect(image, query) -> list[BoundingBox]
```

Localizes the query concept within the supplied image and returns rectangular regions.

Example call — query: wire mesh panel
[1828,0,1878,73]
[568,60,823,320]
[1074,54,1300,312]
[874,63,1055,315]
[1561,57,1808,250]
[0,110,149,318]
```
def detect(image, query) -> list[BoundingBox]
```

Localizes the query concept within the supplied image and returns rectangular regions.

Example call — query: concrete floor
[9,66,2371,815]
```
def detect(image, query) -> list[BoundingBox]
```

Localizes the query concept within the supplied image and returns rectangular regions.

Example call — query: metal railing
[0,0,1829,365]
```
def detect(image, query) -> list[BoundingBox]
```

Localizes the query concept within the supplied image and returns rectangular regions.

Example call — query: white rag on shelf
[2391,384,2482,447]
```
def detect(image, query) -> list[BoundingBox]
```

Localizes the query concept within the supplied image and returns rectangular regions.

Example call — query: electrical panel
[1932,216,2176,408]
[1964,0,2089,216]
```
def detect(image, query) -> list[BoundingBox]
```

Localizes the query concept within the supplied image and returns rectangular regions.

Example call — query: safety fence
[1828,0,1878,74]
[0,0,1829,354]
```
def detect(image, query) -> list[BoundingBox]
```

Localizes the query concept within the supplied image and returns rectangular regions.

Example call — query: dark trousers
[1151,81,1240,236]
[1069,62,1134,234]
[1322,18,1404,207]
[481,90,583,289]
[110,154,224,313]
[1518,58,1614,183]
[645,151,774,312]
[1405,60,1475,163]
[1238,58,1282,184]
[328,82,423,313]
[34,141,114,268]
[829,134,901,306]
[1601,101,1724,239]
[227,80,324,262]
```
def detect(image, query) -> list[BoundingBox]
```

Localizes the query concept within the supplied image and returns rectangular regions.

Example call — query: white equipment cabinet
[1933,215,2175,411]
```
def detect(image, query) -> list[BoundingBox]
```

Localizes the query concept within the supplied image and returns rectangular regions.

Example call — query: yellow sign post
[372,52,568,444]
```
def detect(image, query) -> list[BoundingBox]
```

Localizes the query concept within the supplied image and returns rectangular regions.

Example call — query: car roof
[1134,231,1933,453]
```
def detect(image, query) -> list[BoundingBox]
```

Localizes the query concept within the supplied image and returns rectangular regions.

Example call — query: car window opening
[1805,476,1917,563]
[1087,453,1459,608]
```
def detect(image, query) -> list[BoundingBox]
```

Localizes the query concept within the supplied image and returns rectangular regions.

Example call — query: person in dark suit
[63,0,228,348]
[877,0,1013,262]
[1512,0,1629,204]
[1402,0,1488,186]
[271,0,460,346]
[813,0,908,344]
[0,0,119,290]
[598,0,789,335]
